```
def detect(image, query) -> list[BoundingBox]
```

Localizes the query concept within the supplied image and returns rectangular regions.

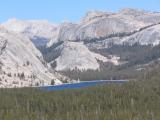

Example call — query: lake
[40,80,129,91]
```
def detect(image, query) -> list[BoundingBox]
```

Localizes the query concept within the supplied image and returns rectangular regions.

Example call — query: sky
[0,0,160,23]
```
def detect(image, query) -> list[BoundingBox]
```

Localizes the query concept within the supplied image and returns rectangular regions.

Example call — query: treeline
[95,43,160,67]
[0,66,160,119]
[61,62,142,81]
[62,42,160,81]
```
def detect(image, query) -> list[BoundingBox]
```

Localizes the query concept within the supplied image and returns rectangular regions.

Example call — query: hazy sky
[0,0,160,23]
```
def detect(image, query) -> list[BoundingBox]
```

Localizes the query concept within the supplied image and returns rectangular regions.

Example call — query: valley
[1,8,160,87]
[0,4,160,119]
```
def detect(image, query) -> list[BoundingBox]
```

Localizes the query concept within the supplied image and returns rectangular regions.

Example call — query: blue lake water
[40,80,129,91]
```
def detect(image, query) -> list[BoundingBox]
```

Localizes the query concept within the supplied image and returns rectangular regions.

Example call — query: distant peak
[119,8,148,15]
[82,10,111,22]
[85,10,107,17]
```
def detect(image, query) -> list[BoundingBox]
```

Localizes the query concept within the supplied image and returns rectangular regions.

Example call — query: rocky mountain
[0,26,69,88]
[43,8,160,71]
[1,8,160,79]
[50,41,119,71]
[47,8,160,47]
[2,19,58,47]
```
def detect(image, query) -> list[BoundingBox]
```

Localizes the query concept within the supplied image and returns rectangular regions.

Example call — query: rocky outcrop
[49,41,119,71]
[0,27,68,88]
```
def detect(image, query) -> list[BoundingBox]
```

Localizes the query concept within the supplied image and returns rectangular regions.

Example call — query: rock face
[45,8,160,71]
[120,24,160,45]
[0,27,68,88]
[2,19,58,47]
[47,8,160,47]
[2,8,160,72]
[51,42,119,71]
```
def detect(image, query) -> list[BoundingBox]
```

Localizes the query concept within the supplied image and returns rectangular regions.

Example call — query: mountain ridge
[43,8,160,71]
[1,8,160,77]
[0,26,69,88]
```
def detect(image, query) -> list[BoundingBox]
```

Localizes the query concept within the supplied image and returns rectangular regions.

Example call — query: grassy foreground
[0,78,160,120]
